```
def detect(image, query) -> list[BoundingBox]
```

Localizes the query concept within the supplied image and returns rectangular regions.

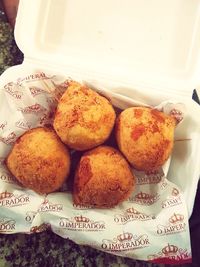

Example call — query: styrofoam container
[0,0,200,253]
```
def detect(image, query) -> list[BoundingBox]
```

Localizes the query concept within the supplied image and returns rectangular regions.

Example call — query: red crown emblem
[29,104,41,111]
[162,244,178,256]
[169,213,184,224]
[0,191,13,200]
[117,232,133,242]
[135,192,151,200]
[145,170,158,175]
[20,104,45,113]
[170,109,183,123]
[172,188,179,196]
[74,215,90,223]
[126,207,140,214]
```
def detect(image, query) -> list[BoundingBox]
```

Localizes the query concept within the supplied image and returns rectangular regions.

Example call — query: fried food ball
[116,107,176,171]
[6,127,70,194]
[53,81,116,151]
[73,146,135,208]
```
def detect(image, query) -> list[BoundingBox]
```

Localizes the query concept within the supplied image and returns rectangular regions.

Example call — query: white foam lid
[15,0,200,97]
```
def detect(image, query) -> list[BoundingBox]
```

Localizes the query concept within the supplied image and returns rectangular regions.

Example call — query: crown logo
[29,104,41,111]
[170,109,183,123]
[169,213,184,224]
[145,170,158,175]
[0,191,13,200]
[162,244,178,256]
[135,192,151,200]
[74,215,90,223]
[172,188,179,196]
[117,232,133,242]
[126,207,140,214]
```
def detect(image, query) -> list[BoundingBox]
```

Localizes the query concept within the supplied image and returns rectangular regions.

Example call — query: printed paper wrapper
[0,71,193,265]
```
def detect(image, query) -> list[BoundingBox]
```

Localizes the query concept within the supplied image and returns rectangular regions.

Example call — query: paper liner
[0,71,192,264]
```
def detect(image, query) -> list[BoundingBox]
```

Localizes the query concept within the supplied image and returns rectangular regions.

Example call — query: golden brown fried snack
[73,146,135,208]
[116,107,176,171]
[53,81,116,151]
[6,127,70,194]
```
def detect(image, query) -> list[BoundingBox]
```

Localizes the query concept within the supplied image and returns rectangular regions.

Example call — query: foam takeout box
[0,0,200,264]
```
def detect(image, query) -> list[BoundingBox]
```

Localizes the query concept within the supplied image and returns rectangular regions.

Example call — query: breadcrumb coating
[6,127,70,194]
[116,107,176,171]
[73,146,135,208]
[53,81,116,151]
